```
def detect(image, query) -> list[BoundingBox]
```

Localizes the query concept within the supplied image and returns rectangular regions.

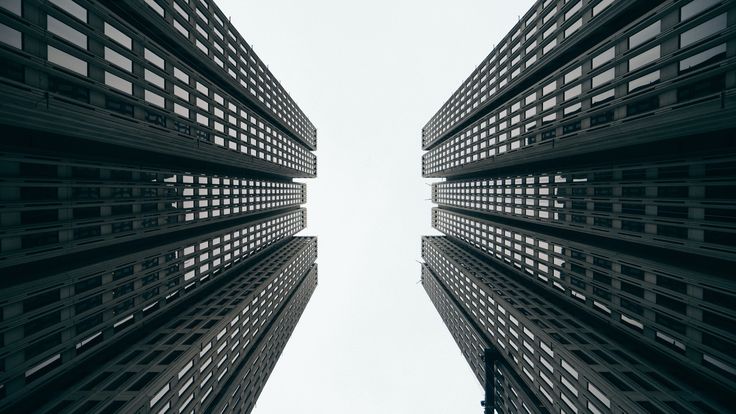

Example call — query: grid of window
[433,156,736,259]
[0,210,306,406]
[212,265,317,414]
[422,0,625,148]
[34,237,316,414]
[432,208,736,386]
[0,154,307,266]
[423,270,546,414]
[422,266,488,385]
[0,1,316,176]
[423,236,724,414]
[133,0,317,149]
[423,0,734,174]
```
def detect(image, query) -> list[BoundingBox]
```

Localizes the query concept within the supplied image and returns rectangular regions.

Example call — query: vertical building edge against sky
[0,0,317,412]
[421,0,736,413]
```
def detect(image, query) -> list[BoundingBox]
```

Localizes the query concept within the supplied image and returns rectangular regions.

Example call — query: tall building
[0,0,316,413]
[421,0,736,413]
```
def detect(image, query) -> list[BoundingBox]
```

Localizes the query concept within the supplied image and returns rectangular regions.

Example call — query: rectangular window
[543,38,557,54]
[0,0,21,15]
[542,97,556,111]
[105,47,132,72]
[587,383,611,408]
[105,72,132,94]
[565,1,582,20]
[0,23,22,49]
[565,18,582,38]
[49,0,87,22]
[592,68,614,88]
[592,89,615,105]
[629,20,660,49]
[680,14,727,48]
[681,0,721,22]
[592,46,615,69]
[47,45,87,76]
[564,66,582,84]
[174,103,189,118]
[561,359,579,379]
[104,22,132,49]
[145,69,165,89]
[564,84,582,101]
[174,67,189,84]
[679,44,727,73]
[629,45,661,71]
[593,0,614,16]
[145,0,165,16]
[174,19,188,37]
[628,70,660,92]
[144,48,165,69]
[145,90,165,108]
[174,85,189,101]
[47,16,87,49]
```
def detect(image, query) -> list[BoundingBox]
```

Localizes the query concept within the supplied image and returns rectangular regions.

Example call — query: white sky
[216,1,535,412]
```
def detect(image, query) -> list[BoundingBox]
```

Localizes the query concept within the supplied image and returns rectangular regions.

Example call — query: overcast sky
[216,1,535,412]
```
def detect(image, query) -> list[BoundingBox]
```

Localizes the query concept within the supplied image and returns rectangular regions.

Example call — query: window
[680,14,727,48]
[565,18,582,38]
[592,68,614,88]
[565,1,582,20]
[47,16,87,49]
[174,67,189,83]
[174,19,188,37]
[105,47,132,72]
[681,0,721,21]
[49,0,87,22]
[0,23,21,49]
[587,383,611,408]
[0,0,21,15]
[174,103,189,118]
[104,22,132,49]
[145,69,165,89]
[629,20,660,49]
[592,46,615,69]
[564,84,582,101]
[561,358,579,379]
[564,66,582,84]
[593,0,614,16]
[47,45,87,76]
[145,90,165,108]
[542,97,556,111]
[680,44,727,73]
[628,70,660,92]
[629,45,660,71]
[174,85,189,100]
[105,72,132,94]
[145,48,165,69]
[145,0,165,16]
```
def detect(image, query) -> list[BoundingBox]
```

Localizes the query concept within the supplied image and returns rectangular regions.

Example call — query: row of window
[139,0,316,147]
[0,158,306,265]
[423,1,730,175]
[422,0,620,147]
[432,157,736,257]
